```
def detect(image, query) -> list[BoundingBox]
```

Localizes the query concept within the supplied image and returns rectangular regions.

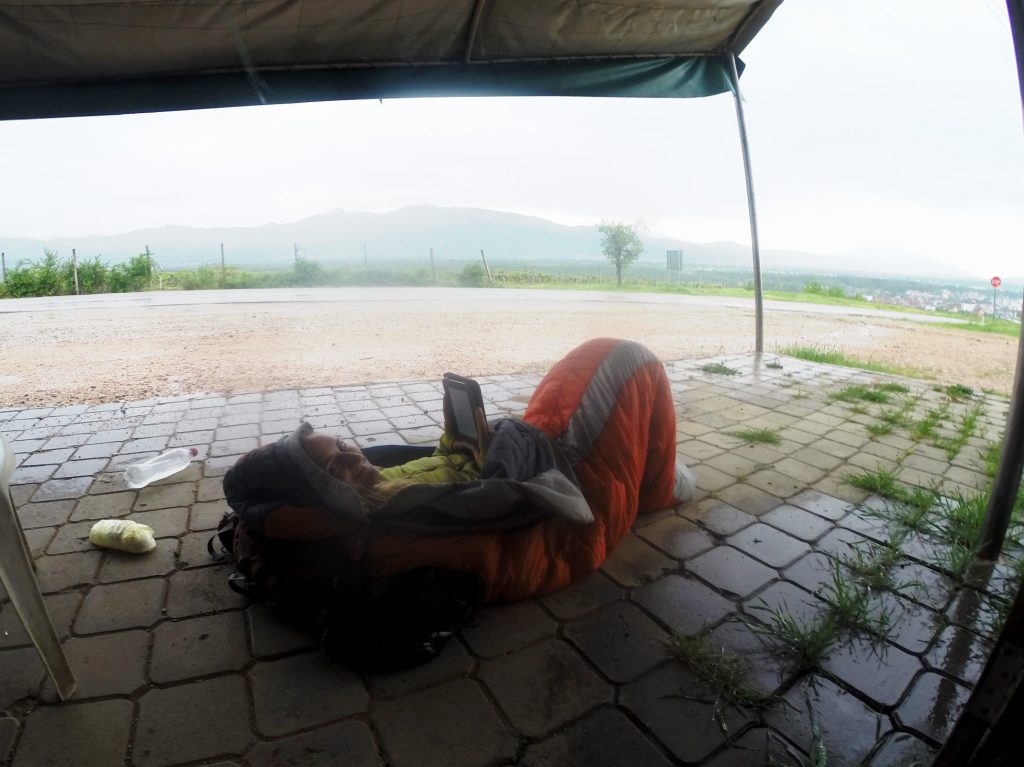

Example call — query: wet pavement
[0,352,1018,766]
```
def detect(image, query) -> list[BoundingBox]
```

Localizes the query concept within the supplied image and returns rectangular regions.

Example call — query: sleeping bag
[222,337,688,606]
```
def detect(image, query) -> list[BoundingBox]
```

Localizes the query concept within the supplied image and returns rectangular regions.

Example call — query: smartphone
[442,373,485,449]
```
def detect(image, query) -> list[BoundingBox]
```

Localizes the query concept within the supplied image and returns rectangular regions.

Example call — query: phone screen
[448,385,478,443]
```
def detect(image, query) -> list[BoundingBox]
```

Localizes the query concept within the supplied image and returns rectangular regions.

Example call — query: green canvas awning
[0,0,780,120]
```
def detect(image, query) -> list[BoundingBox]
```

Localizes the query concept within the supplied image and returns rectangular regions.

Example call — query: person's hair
[354,477,414,513]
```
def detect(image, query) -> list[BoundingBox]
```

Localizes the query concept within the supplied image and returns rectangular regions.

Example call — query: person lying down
[220,337,694,670]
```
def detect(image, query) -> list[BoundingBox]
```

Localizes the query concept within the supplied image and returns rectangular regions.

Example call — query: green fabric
[0,56,736,121]
[379,435,482,485]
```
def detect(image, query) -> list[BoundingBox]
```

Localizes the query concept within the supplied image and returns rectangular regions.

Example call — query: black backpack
[208,442,485,672]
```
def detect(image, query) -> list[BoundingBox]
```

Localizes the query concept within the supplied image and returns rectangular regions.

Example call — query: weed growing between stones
[729,428,782,445]
[702,362,740,376]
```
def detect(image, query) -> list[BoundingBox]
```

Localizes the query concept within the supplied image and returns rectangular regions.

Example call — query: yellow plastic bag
[88,519,157,554]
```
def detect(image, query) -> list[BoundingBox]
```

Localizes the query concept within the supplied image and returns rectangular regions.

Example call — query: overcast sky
[1,0,1022,279]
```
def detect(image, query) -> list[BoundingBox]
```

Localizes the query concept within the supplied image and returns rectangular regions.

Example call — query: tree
[598,220,645,287]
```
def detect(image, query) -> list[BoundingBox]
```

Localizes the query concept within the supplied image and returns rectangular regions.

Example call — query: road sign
[992,276,1002,288]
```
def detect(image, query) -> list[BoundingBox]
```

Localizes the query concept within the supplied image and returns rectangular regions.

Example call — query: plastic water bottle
[125,447,198,489]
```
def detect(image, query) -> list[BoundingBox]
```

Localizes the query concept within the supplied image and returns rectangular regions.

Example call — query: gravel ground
[0,290,1018,407]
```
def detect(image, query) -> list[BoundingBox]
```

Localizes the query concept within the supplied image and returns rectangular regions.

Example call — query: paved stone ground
[1,353,1019,767]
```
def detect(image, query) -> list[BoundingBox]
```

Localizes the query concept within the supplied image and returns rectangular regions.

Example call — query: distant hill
[0,205,980,281]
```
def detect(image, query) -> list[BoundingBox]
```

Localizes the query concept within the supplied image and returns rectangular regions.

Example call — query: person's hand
[450,406,492,465]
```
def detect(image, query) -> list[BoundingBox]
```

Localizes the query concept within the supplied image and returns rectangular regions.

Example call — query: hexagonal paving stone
[864,731,936,766]
[521,706,673,767]
[895,671,970,743]
[478,639,611,738]
[695,500,756,536]
[925,624,993,685]
[166,565,247,618]
[373,678,517,767]
[821,638,922,709]
[0,647,44,709]
[687,546,777,599]
[633,573,736,634]
[636,515,715,561]
[761,504,834,543]
[600,535,676,587]
[728,523,810,568]
[620,663,751,764]
[564,602,670,683]
[765,675,884,767]
[247,721,383,767]
[98,538,178,582]
[134,676,252,767]
[461,601,557,658]
[75,578,166,633]
[790,489,852,520]
[250,651,367,737]
[39,630,149,700]
[150,612,248,683]
[539,571,624,620]
[14,700,133,767]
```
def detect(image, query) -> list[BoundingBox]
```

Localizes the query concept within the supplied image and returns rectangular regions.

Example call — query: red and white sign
[992,276,1002,288]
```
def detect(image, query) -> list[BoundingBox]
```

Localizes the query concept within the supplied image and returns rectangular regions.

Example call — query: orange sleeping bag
[365,337,681,601]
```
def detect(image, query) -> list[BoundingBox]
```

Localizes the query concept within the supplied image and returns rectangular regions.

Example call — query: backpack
[207,510,483,672]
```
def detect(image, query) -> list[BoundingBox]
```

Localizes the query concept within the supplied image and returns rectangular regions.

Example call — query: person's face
[302,433,381,489]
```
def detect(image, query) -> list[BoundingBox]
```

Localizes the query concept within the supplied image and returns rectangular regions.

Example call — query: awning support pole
[978,0,1024,562]
[728,53,764,354]
[979,278,1024,560]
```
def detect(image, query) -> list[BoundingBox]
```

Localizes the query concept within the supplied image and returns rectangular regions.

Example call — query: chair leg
[0,488,77,701]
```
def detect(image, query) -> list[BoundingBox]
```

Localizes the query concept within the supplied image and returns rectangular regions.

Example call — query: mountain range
[0,205,979,282]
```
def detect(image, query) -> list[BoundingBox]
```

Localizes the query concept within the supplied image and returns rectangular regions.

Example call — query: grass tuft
[778,345,925,378]
[945,383,975,401]
[746,607,837,674]
[667,629,774,708]
[729,428,782,445]
[702,362,740,376]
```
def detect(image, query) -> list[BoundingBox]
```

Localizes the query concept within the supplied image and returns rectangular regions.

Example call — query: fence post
[430,248,436,283]
[479,249,493,284]
[1,251,6,282]
[220,243,226,287]
[72,248,80,295]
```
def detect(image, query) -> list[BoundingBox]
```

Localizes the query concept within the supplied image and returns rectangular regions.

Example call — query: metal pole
[980,287,1024,559]
[220,243,226,287]
[430,247,436,283]
[978,0,1024,561]
[71,248,80,295]
[1,251,6,281]
[727,53,764,354]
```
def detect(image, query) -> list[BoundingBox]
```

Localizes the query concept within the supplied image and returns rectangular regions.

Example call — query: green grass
[818,566,895,639]
[910,403,949,442]
[702,362,740,376]
[983,441,1002,477]
[777,345,926,378]
[843,467,938,516]
[766,360,784,369]
[728,428,782,445]
[867,422,894,437]
[746,607,838,674]
[666,630,774,708]
[944,383,975,401]
[842,536,907,592]
[939,317,1022,338]
[933,403,983,459]
[830,384,893,404]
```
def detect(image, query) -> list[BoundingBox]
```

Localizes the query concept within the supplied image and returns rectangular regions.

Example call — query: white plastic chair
[0,433,77,700]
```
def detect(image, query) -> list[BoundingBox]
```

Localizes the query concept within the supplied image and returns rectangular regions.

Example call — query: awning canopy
[0,0,782,120]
